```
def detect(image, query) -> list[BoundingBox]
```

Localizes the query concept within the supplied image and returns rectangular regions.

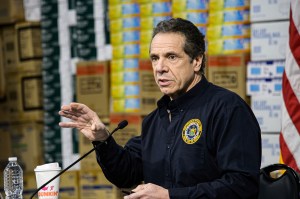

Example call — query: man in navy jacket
[59,18,261,199]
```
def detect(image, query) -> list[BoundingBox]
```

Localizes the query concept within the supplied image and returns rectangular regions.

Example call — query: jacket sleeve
[169,104,262,199]
[93,136,144,188]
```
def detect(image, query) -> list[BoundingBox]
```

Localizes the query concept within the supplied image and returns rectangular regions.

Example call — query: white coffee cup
[34,163,61,199]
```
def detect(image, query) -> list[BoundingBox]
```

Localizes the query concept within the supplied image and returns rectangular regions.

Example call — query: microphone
[30,120,128,199]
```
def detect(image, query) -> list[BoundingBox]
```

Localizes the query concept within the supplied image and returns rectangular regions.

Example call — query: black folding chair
[258,163,300,199]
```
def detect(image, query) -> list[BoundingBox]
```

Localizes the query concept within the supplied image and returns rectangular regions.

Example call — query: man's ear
[193,55,203,72]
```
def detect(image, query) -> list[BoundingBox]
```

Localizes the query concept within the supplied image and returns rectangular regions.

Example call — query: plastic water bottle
[4,157,23,199]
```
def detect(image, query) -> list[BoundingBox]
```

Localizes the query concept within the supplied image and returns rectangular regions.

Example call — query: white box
[24,5,41,21]
[247,78,282,96]
[261,133,281,168]
[23,0,40,7]
[60,45,71,60]
[251,95,282,132]
[251,21,289,61]
[247,60,285,79]
[250,0,290,22]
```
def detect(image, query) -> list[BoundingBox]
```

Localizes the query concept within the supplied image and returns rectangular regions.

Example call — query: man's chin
[160,89,174,97]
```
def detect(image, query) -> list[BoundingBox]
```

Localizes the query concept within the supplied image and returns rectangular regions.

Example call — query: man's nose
[155,59,168,72]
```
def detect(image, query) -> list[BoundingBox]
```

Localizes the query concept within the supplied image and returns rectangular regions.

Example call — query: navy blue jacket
[95,76,261,199]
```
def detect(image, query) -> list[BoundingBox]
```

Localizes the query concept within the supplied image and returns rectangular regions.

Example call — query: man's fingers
[59,121,78,128]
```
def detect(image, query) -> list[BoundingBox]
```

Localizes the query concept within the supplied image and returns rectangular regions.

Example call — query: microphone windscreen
[118,120,128,129]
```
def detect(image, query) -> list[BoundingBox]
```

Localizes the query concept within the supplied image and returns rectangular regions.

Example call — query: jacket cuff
[92,136,113,151]
[168,187,190,199]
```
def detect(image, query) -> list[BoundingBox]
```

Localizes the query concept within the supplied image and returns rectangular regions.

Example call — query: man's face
[150,33,202,99]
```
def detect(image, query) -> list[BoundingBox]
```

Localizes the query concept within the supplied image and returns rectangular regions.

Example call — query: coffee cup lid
[34,162,61,171]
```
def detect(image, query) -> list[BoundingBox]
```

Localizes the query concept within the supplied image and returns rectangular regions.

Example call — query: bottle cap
[8,157,17,161]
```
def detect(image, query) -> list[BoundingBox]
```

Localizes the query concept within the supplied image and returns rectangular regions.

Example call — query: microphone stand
[30,120,128,199]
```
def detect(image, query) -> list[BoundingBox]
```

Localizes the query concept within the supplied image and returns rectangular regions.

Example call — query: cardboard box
[111,97,141,113]
[173,0,209,12]
[208,54,250,100]
[2,22,42,72]
[208,8,250,25]
[0,34,5,98]
[0,171,3,193]
[0,96,10,123]
[0,0,24,25]
[109,113,142,147]
[247,61,285,79]
[0,126,12,170]
[261,133,281,168]
[251,95,282,133]
[6,62,44,122]
[60,170,79,199]
[246,78,282,96]
[10,122,44,172]
[251,21,289,61]
[76,61,110,119]
[23,172,37,199]
[2,25,17,70]
[208,38,250,55]
[110,58,139,72]
[250,0,290,22]
[15,22,42,62]
[111,84,140,98]
[79,170,123,199]
[139,60,161,115]
[79,132,101,171]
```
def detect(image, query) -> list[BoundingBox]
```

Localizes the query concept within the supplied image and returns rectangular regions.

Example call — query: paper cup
[34,163,61,199]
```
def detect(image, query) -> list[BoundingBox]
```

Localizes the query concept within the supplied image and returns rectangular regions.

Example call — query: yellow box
[111,30,140,45]
[109,17,140,33]
[110,58,139,72]
[140,1,171,17]
[109,3,140,20]
[111,84,140,98]
[208,38,250,55]
[207,24,250,40]
[139,43,150,59]
[140,30,153,44]
[140,16,171,30]
[208,9,250,25]
[112,44,140,59]
[111,97,141,113]
[209,0,249,12]
[172,0,209,12]
[111,71,139,85]
[79,170,123,199]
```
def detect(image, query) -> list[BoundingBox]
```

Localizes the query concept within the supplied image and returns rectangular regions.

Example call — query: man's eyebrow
[150,51,178,57]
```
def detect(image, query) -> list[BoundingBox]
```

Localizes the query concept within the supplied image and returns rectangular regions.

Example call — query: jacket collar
[157,75,210,113]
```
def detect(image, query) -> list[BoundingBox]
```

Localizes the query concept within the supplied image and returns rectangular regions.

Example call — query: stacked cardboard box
[248,0,290,168]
